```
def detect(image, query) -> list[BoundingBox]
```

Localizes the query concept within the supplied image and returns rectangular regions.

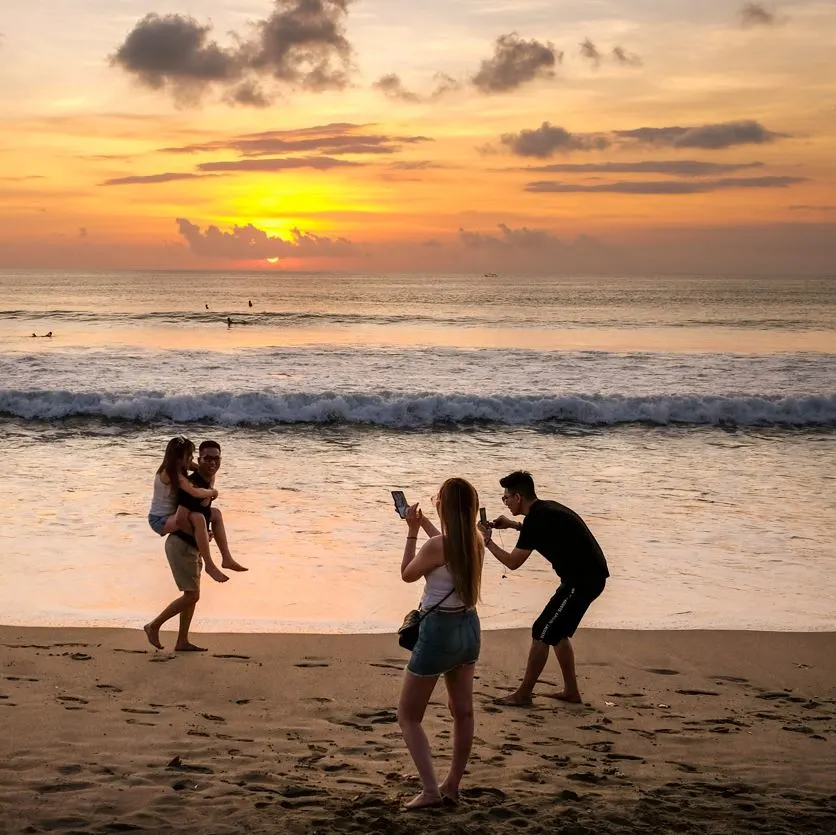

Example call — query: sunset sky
[1,0,834,273]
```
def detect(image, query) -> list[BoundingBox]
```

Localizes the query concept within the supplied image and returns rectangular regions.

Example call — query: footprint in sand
[213,654,251,660]
[200,713,226,722]
[369,662,402,671]
[645,668,680,676]
[57,696,89,705]
[121,708,160,715]
[5,676,39,682]
[676,689,721,696]
[294,662,330,668]
[114,648,146,655]
[96,684,123,692]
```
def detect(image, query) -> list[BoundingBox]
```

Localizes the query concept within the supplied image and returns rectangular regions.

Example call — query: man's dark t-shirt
[172,471,212,548]
[516,499,609,586]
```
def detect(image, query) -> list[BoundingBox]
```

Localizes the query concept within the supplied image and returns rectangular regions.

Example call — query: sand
[0,626,833,834]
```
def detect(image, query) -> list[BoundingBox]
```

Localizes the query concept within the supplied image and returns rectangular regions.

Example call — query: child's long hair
[437,477,484,608]
[157,436,194,502]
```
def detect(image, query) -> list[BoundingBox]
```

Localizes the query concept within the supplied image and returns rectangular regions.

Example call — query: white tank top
[420,564,465,610]
[149,472,177,517]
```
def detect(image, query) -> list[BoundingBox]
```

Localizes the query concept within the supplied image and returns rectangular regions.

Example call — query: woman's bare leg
[179,511,227,583]
[439,663,475,802]
[397,671,443,809]
[209,507,247,571]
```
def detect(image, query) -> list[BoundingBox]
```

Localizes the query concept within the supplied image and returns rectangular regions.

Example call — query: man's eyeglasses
[501,493,516,504]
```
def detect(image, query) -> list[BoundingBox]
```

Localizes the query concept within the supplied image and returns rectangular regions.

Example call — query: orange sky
[1,1,834,273]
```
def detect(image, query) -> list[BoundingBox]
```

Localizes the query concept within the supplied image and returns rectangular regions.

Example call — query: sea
[1,270,834,634]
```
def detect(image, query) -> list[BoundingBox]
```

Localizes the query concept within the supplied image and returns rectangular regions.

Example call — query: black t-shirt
[516,499,609,586]
[172,470,212,548]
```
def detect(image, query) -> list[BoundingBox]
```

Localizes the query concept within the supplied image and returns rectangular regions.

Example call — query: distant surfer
[227,317,232,328]
[248,299,253,308]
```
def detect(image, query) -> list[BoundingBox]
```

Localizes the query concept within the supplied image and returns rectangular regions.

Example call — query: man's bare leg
[144,590,199,650]
[210,508,247,571]
[175,599,206,651]
[495,639,549,705]
[542,638,582,703]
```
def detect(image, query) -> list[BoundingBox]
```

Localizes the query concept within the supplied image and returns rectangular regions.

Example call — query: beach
[1,626,833,834]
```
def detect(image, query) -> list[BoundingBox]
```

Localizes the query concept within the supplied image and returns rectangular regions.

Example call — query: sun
[266,257,279,264]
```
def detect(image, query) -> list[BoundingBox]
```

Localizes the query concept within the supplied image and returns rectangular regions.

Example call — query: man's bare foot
[175,643,207,652]
[143,623,162,650]
[221,558,248,572]
[543,690,583,704]
[403,791,443,811]
[204,563,229,583]
[495,691,533,707]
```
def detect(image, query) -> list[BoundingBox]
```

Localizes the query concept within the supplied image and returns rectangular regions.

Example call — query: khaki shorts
[165,535,201,592]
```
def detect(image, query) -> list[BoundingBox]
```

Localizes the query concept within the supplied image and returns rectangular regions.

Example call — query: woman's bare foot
[543,690,582,704]
[221,558,248,572]
[439,782,460,806]
[494,690,533,707]
[143,623,162,650]
[403,791,443,811]
[203,563,229,583]
[175,643,207,652]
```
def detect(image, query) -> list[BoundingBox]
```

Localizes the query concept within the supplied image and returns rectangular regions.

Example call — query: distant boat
[483,272,498,278]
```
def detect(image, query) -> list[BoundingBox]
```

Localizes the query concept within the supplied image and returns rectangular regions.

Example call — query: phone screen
[479,507,488,525]
[391,490,408,519]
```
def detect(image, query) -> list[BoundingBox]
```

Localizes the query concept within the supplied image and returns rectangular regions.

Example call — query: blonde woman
[398,477,484,810]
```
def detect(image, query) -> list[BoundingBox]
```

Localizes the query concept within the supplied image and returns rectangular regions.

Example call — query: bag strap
[417,588,455,622]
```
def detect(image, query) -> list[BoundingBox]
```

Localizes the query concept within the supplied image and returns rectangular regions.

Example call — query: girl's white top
[149,472,177,517]
[420,563,465,610]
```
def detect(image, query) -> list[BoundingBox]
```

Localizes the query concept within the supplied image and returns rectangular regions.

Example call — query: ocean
[1,270,834,633]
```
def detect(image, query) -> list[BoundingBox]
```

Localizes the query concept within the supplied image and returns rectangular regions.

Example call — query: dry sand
[0,626,833,834]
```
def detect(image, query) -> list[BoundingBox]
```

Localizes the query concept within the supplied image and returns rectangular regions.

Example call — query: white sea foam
[2,389,834,427]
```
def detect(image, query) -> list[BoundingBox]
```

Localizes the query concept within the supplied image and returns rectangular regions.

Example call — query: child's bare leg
[178,511,228,583]
[210,507,248,571]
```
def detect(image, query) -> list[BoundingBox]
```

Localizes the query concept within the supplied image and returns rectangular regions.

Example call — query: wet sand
[0,627,834,834]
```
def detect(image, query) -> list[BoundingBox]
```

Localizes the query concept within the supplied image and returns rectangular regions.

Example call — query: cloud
[579,38,602,68]
[111,1,354,106]
[515,161,765,177]
[472,33,561,93]
[740,3,777,28]
[245,0,353,92]
[0,175,46,181]
[788,204,836,212]
[387,161,446,171]
[430,73,460,98]
[524,176,805,194]
[110,13,243,104]
[101,172,212,186]
[459,222,565,251]
[612,46,642,67]
[615,120,787,149]
[372,74,421,103]
[196,156,364,172]
[176,218,357,260]
[159,123,431,156]
[500,122,609,158]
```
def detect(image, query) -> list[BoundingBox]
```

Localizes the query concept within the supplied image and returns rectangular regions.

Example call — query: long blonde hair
[437,477,484,608]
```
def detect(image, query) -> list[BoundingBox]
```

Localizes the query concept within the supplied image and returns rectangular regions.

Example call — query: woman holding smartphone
[398,477,484,810]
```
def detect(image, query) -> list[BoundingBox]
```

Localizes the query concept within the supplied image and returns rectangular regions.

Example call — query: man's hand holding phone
[491,514,518,530]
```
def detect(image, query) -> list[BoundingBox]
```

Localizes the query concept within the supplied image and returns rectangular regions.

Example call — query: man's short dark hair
[199,440,221,455]
[500,470,536,500]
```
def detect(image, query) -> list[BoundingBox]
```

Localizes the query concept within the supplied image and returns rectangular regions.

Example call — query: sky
[1,0,835,273]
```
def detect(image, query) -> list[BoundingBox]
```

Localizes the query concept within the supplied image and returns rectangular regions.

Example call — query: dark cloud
[372,74,421,103]
[459,222,564,250]
[245,0,353,91]
[430,72,460,98]
[740,3,777,27]
[387,161,445,171]
[500,122,609,158]
[111,1,354,106]
[160,124,431,156]
[110,13,243,103]
[196,156,364,172]
[612,46,642,67]
[517,160,765,177]
[472,33,561,93]
[101,172,212,186]
[0,175,45,181]
[579,38,602,68]
[176,217,357,259]
[615,120,787,149]
[524,176,805,194]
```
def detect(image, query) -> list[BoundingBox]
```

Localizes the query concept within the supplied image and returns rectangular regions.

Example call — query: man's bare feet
[175,643,207,652]
[143,623,162,650]
[221,558,248,572]
[495,691,533,707]
[204,563,229,583]
[403,791,443,811]
[543,690,583,704]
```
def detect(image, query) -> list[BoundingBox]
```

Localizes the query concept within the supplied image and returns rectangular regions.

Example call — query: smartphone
[479,507,488,525]
[391,490,409,519]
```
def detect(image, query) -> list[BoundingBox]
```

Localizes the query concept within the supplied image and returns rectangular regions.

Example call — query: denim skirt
[407,608,480,677]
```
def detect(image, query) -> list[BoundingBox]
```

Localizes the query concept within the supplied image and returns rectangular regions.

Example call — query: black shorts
[532,580,605,645]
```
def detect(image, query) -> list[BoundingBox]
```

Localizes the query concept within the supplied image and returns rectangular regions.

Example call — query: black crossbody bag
[397,589,455,651]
